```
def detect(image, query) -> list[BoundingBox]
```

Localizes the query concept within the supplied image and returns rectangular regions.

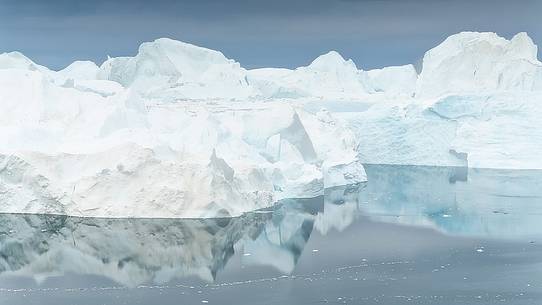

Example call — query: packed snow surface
[0,31,541,217]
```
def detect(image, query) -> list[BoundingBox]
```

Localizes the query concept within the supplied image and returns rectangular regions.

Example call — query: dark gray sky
[1,0,540,70]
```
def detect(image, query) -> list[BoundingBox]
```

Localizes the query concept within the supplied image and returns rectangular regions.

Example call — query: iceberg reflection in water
[360,164,542,238]
[0,194,339,287]
[1,165,541,305]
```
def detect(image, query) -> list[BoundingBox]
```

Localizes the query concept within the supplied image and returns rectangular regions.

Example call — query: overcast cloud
[0,0,540,70]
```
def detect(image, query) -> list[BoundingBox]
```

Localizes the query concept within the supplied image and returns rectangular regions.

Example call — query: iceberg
[0,31,541,217]
[344,31,542,169]
[0,42,365,218]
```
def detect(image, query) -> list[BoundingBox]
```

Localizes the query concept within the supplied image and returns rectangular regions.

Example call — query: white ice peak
[416,32,542,97]
[307,51,357,72]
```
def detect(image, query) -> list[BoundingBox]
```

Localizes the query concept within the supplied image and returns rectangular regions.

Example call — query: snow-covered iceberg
[0,43,365,218]
[1,31,541,218]
[344,32,542,169]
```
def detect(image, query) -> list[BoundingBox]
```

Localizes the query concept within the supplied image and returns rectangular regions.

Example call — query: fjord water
[0,165,541,305]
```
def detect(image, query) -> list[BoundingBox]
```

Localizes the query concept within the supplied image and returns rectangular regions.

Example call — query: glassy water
[1,165,541,305]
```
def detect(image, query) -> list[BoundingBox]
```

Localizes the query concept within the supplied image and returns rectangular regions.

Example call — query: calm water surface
[0,165,541,305]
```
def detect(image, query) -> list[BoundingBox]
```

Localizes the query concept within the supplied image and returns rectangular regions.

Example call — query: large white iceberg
[344,32,542,169]
[0,43,365,218]
[0,31,541,218]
